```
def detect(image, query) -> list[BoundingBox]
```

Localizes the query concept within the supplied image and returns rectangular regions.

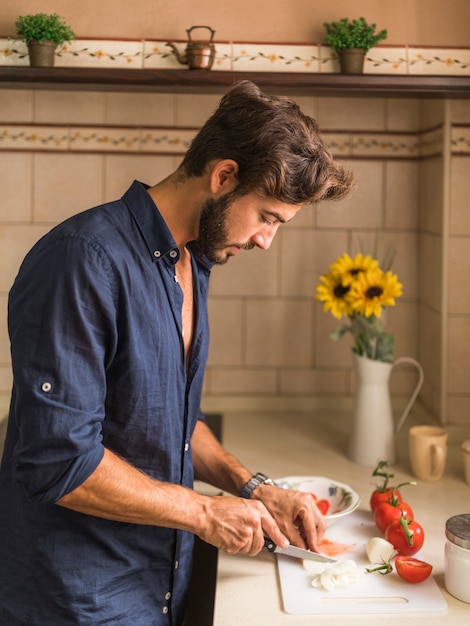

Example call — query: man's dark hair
[180,80,354,205]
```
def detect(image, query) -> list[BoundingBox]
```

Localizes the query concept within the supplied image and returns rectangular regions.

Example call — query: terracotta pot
[338,48,366,74]
[28,41,57,67]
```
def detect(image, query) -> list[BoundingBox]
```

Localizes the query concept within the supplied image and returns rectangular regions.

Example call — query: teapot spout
[165,42,188,65]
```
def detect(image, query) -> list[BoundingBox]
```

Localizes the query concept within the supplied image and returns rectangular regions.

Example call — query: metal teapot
[165,25,216,70]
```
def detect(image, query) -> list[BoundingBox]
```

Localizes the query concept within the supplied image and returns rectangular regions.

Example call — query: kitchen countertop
[212,410,470,625]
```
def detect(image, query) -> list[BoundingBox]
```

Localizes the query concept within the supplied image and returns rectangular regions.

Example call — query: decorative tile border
[0,124,453,157]
[0,125,196,153]
[1,38,470,76]
[451,126,470,155]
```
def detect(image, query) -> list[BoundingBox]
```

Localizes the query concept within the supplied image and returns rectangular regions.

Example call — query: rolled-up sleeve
[8,232,116,502]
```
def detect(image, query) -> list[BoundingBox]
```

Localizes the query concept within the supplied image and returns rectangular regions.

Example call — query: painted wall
[1,0,469,46]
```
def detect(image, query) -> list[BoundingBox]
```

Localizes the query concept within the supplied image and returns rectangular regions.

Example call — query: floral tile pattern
[451,126,470,154]
[0,38,469,76]
[408,48,470,76]
[231,44,320,73]
[0,124,196,154]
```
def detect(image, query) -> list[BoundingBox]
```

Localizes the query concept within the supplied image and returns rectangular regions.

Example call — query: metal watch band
[240,472,276,499]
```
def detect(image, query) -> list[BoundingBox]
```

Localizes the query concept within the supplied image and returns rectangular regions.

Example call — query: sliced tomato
[374,500,414,533]
[395,556,433,583]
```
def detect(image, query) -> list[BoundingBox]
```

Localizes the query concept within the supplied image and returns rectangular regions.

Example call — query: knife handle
[263,537,276,552]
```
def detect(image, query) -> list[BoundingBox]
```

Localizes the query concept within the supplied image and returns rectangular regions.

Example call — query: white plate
[275,476,360,524]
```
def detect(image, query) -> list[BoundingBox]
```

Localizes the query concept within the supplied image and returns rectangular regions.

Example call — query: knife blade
[263,537,336,563]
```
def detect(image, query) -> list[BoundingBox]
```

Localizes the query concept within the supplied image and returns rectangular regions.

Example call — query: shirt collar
[122,180,214,271]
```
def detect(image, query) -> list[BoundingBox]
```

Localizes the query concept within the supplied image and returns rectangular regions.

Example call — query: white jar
[444,514,470,603]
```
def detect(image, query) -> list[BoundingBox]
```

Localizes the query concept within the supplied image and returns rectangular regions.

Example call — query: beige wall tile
[34,90,106,124]
[280,368,349,395]
[245,299,312,367]
[446,396,470,425]
[448,237,470,314]
[450,100,470,123]
[447,316,470,393]
[104,155,176,200]
[450,156,470,235]
[419,156,444,233]
[317,161,383,229]
[209,242,279,298]
[418,233,442,312]
[0,225,51,292]
[386,99,421,131]
[316,98,386,131]
[281,229,348,298]
[33,153,104,223]
[175,94,221,126]
[209,368,277,394]
[0,365,12,394]
[105,92,176,126]
[0,153,33,222]
[207,298,243,366]
[387,301,418,361]
[0,89,33,122]
[0,294,8,363]
[314,304,354,368]
[419,100,446,130]
[385,161,419,230]
[418,305,442,389]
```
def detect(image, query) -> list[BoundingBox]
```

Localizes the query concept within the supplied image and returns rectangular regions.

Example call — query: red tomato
[385,517,425,556]
[374,500,414,533]
[370,488,403,512]
[395,556,433,583]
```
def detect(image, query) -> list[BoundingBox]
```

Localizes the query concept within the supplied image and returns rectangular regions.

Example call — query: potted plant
[15,13,75,67]
[323,17,387,74]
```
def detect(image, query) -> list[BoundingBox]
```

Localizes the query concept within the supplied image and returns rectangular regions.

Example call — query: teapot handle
[186,25,216,43]
[392,357,424,433]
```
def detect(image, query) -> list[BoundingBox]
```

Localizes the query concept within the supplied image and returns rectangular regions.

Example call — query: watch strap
[240,472,276,499]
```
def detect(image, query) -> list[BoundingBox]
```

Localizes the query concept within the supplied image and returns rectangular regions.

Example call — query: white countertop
[213,410,470,625]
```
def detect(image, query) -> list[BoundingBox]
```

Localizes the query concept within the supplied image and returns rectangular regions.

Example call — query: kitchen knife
[264,537,336,563]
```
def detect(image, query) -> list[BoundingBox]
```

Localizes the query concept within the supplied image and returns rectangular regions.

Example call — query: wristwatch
[240,472,276,499]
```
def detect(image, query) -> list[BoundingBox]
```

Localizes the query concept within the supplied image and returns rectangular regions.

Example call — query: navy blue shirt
[0,181,212,625]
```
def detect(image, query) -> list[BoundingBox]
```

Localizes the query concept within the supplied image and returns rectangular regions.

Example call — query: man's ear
[209,159,239,196]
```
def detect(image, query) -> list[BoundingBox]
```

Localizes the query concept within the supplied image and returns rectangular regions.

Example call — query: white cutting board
[277,510,447,615]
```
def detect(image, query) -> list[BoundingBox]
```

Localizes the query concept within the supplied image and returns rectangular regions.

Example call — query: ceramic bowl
[274,475,360,525]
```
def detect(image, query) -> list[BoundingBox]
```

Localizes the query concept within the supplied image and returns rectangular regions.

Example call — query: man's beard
[196,191,254,265]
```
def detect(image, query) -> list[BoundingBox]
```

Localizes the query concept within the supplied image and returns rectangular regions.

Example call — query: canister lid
[446,514,470,549]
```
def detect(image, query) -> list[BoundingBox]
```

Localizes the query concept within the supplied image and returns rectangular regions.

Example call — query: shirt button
[165,591,171,600]
[153,250,161,258]
[41,382,52,392]
[184,443,189,452]
[169,249,178,258]
[162,606,169,614]
[175,560,179,570]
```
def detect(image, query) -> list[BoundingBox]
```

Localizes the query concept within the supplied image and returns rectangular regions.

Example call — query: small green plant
[15,13,75,45]
[323,17,387,52]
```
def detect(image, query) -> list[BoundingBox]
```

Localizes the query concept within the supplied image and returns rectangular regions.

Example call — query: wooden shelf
[1,67,470,98]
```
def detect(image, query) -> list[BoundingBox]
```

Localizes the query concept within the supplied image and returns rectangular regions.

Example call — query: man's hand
[193,494,289,556]
[251,484,326,552]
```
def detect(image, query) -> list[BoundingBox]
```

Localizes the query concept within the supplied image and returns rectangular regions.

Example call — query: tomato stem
[372,460,395,490]
[399,516,414,546]
[365,560,393,575]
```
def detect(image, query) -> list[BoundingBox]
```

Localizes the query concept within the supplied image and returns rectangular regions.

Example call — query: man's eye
[262,217,273,226]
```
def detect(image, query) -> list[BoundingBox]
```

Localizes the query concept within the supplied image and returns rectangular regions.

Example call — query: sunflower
[349,268,403,318]
[329,253,379,286]
[316,271,354,319]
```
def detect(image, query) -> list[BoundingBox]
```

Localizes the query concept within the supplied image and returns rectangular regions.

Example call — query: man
[0,80,353,625]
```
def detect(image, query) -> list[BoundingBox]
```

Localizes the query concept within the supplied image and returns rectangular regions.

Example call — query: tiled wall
[1,41,470,425]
